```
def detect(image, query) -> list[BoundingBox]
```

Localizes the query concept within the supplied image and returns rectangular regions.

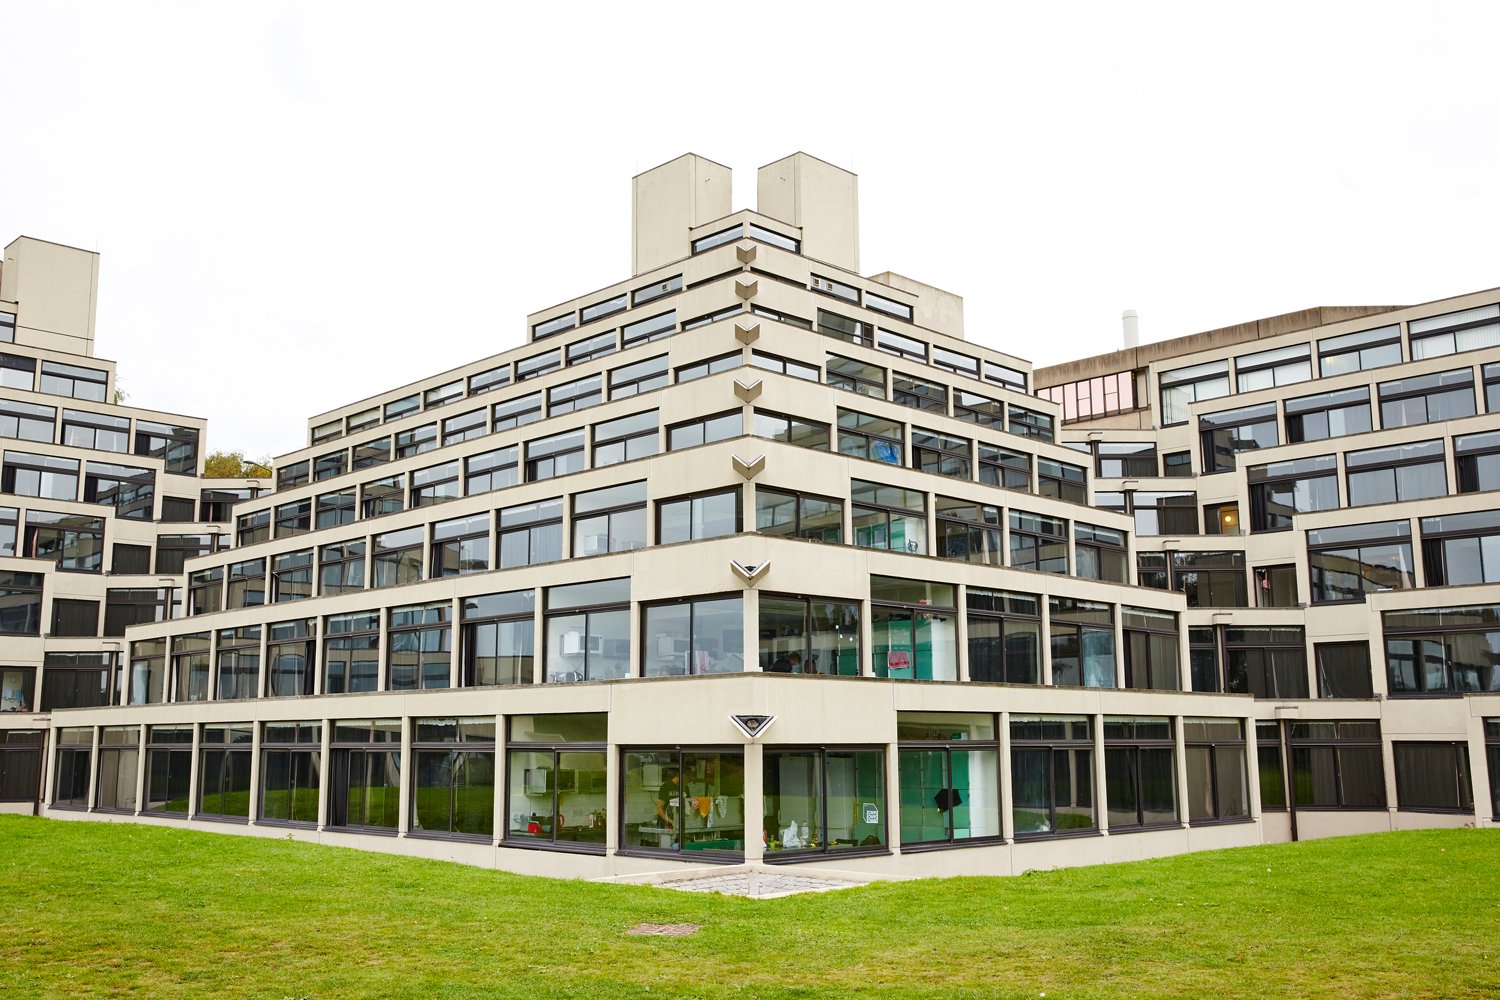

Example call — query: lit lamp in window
[1218,506,1239,534]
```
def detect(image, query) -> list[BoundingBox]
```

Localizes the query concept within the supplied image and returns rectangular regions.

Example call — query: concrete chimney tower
[631,154,732,276]
[1122,309,1140,349]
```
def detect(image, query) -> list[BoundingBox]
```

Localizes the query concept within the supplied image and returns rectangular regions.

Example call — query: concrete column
[1093,713,1110,833]
[316,716,332,830]
[998,710,1013,840]
[132,725,147,815]
[398,716,413,835]
[742,742,764,862]
[1174,715,1191,829]
[248,723,263,824]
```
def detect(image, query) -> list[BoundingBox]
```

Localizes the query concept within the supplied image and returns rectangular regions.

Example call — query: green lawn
[0,817,1496,999]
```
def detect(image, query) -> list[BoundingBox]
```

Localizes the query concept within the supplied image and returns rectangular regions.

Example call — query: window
[1007,405,1054,441]
[267,619,316,697]
[548,374,602,416]
[40,360,108,401]
[425,379,464,409]
[412,461,460,508]
[676,352,740,384]
[826,354,885,397]
[41,652,113,710]
[395,423,437,460]
[274,498,310,538]
[1122,608,1180,691]
[566,331,617,366]
[1288,720,1386,808]
[169,633,212,703]
[1104,718,1178,830]
[751,351,818,382]
[1487,721,1500,818]
[361,474,404,519]
[1318,324,1402,375]
[0,311,12,344]
[1225,626,1308,697]
[573,481,647,557]
[758,593,860,676]
[260,722,322,825]
[143,726,193,815]
[0,666,36,712]
[1248,455,1339,532]
[545,578,629,683]
[319,540,365,596]
[235,508,270,545]
[1199,403,1278,473]
[837,409,902,464]
[667,411,739,450]
[1235,342,1311,391]
[582,293,628,324]
[754,410,830,450]
[896,714,1000,847]
[62,408,128,452]
[492,392,542,431]
[1094,441,1155,478]
[755,487,841,543]
[464,445,517,496]
[312,419,342,445]
[469,364,511,396]
[1010,510,1067,574]
[816,308,873,349]
[633,274,683,306]
[277,461,310,490]
[850,480,926,554]
[388,602,452,690]
[352,436,392,471]
[746,223,799,252]
[877,329,926,362]
[870,576,956,682]
[51,598,99,637]
[1075,523,1127,582]
[315,489,355,530]
[1257,719,1286,811]
[1184,718,1249,823]
[516,348,562,381]
[22,510,103,572]
[328,719,402,832]
[934,497,1001,565]
[892,372,946,413]
[623,747,745,856]
[0,730,40,802]
[1346,439,1446,506]
[1384,604,1500,696]
[1285,386,1372,443]
[531,313,575,340]
[1423,509,1500,586]
[609,355,668,399]
[1010,716,1094,836]
[95,726,141,811]
[1408,304,1500,360]
[325,612,380,694]
[133,420,198,475]
[1379,368,1476,428]
[1394,743,1474,813]
[188,567,223,616]
[910,427,970,479]
[1315,642,1374,699]
[643,595,743,676]
[621,311,676,348]
[1162,450,1192,477]
[953,390,1004,428]
[216,625,261,700]
[1036,457,1086,504]
[763,746,881,857]
[0,398,55,443]
[159,496,196,523]
[592,410,659,467]
[272,549,313,603]
[372,526,423,588]
[200,485,264,522]
[431,513,490,577]
[965,589,1040,684]
[498,498,563,569]
[53,728,93,808]
[505,714,607,849]
[1036,370,1139,423]
[441,408,488,446]
[526,428,586,481]
[1159,360,1230,426]
[658,488,739,545]
[103,588,170,636]
[1049,599,1115,688]
[0,352,34,390]
[0,571,42,636]
[226,557,266,609]
[3,450,78,500]
[1456,430,1500,493]
[1308,520,1413,603]
[462,590,535,686]
[383,394,420,422]
[0,505,13,556]
[976,442,1030,491]
[1253,563,1297,607]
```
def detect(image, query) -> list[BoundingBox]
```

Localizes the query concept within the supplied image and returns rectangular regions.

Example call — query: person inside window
[653,769,681,830]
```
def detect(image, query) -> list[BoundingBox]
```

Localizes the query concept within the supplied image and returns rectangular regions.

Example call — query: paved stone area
[656,871,865,898]
[626,923,701,936]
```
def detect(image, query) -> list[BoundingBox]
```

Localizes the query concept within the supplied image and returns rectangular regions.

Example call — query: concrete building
[2,154,1496,882]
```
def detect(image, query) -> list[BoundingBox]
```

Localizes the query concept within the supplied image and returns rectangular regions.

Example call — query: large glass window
[1408,304,1500,360]
[95,726,140,812]
[545,578,629,683]
[758,593,861,676]
[325,611,380,694]
[965,589,1040,684]
[1318,324,1401,375]
[169,633,212,703]
[319,540,365,596]
[412,462,460,508]
[41,652,113,710]
[1184,718,1249,824]
[1307,520,1413,603]
[462,590,535,686]
[128,638,167,705]
[755,487,841,543]
[935,497,1001,565]
[198,724,253,821]
[1,666,36,712]
[1315,642,1375,699]
[825,354,885,397]
[897,714,1001,847]
[978,442,1031,491]
[1421,509,1500,586]
[1009,510,1067,574]
[506,714,608,850]
[1159,360,1230,426]
[1104,717,1178,830]
[1394,742,1473,814]
[1036,457,1087,504]
[360,474,404,518]
[0,570,43,635]
[499,497,563,569]
[388,602,452,690]
[267,619,316,698]
[1075,523,1127,583]
[1247,455,1339,532]
[1456,430,1500,494]
[1383,604,1500,696]
[754,410,830,451]
[1346,439,1446,507]
[1037,371,1139,423]
[624,748,745,856]
[870,576,957,682]
[1007,405,1054,441]
[891,372,945,413]
[329,719,402,832]
[1235,343,1311,391]
[572,481,647,557]
[658,488,739,545]
[216,625,261,701]
[592,411,659,467]
[763,747,882,857]
[525,428,585,481]
[61,408,128,452]
[1122,608,1180,691]
[643,595,743,676]
[851,480,926,554]
[1010,716,1094,836]
[372,527,423,588]
[609,355,668,400]
[1199,403,1278,473]
[0,399,55,444]
[1225,626,1307,698]
[465,445,518,496]
[837,409,903,465]
[667,411,739,451]
[1168,550,1247,608]
[1379,368,1476,428]
[53,728,92,809]
[132,420,198,474]
[1049,599,1115,688]
[1131,491,1198,536]
[1257,720,1286,811]
[1288,720,1386,809]
[142,725,192,815]
[910,427,970,479]
[412,718,495,838]
[1285,386,1372,443]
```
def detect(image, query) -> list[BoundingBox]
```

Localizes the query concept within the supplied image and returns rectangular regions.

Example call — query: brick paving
[655,871,865,898]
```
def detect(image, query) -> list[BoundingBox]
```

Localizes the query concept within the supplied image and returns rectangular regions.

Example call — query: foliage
[0,818,1496,999]
[202,449,271,479]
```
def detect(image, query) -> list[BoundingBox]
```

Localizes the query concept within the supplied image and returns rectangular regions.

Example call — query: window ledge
[763,847,892,864]
[898,836,1005,854]
[1012,828,1101,843]
[500,838,607,856]
[1187,816,1255,828]
[403,830,494,845]
[615,848,744,864]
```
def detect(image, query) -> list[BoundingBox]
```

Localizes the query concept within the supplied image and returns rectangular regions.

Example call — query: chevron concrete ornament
[731,454,765,479]
[730,714,776,740]
[730,560,770,586]
[735,242,757,265]
[734,278,758,300]
[733,378,763,402]
[734,322,760,344]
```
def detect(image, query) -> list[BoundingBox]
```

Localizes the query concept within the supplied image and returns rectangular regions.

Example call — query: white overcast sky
[3,2,1498,462]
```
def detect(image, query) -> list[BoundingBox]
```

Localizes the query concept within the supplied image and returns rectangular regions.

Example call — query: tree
[202,450,272,479]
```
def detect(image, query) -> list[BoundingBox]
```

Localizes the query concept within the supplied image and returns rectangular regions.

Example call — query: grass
[0,817,1496,999]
